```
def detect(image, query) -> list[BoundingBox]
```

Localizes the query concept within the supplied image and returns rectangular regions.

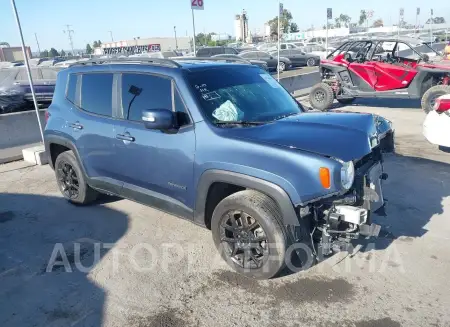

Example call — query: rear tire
[54,151,98,205]
[211,190,287,279]
[421,85,450,113]
[309,83,334,111]
[337,98,355,105]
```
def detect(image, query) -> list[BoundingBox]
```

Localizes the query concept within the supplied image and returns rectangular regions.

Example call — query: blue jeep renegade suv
[44,57,394,279]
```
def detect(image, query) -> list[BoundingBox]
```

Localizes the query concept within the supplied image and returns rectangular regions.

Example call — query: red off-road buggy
[309,38,450,112]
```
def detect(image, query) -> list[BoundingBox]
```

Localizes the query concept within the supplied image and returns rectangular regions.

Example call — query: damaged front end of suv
[296,115,394,259]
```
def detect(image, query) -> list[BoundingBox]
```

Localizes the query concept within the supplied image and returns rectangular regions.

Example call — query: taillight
[45,110,51,122]
[435,98,450,115]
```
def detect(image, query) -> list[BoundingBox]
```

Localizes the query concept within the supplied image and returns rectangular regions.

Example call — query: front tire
[211,190,287,279]
[54,151,98,205]
[309,82,334,111]
[421,85,450,113]
[277,61,286,73]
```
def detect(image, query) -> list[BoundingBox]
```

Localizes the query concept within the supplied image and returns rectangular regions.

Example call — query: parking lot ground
[1,100,450,327]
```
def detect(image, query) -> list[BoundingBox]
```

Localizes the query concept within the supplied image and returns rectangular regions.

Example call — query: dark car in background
[211,54,268,70]
[0,67,59,113]
[238,50,292,72]
[196,46,239,57]
[269,49,320,67]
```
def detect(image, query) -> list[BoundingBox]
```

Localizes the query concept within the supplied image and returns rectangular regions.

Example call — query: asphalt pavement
[1,99,450,327]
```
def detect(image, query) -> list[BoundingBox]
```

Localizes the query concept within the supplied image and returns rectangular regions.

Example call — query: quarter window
[66,73,77,104]
[80,73,113,117]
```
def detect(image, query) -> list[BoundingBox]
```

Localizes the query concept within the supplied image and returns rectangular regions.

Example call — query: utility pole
[108,30,114,42]
[174,26,178,50]
[34,33,41,57]
[63,24,75,56]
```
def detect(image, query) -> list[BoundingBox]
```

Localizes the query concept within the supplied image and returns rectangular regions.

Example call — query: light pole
[10,0,44,144]
[34,33,41,57]
[277,0,282,81]
[174,26,178,50]
[108,30,114,42]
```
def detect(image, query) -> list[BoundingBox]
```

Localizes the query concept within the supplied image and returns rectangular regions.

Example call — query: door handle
[69,122,83,130]
[116,134,135,142]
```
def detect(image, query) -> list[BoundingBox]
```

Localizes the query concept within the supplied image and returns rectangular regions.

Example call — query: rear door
[71,72,122,193]
[370,41,418,91]
[113,73,196,218]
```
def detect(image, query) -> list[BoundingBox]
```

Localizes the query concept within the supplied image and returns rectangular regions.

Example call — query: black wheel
[309,82,334,111]
[55,151,98,205]
[211,190,287,279]
[337,98,355,105]
[277,61,286,73]
[421,85,450,114]
[306,58,316,67]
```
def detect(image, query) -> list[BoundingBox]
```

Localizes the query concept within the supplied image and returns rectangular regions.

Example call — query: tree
[49,48,59,57]
[40,49,49,58]
[372,18,384,27]
[426,17,446,24]
[359,10,367,26]
[86,44,93,54]
[339,14,351,27]
[267,9,294,36]
[92,41,98,48]
[290,22,299,33]
[334,18,342,28]
[60,49,66,57]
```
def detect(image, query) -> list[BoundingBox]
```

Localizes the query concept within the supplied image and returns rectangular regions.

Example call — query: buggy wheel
[309,83,334,111]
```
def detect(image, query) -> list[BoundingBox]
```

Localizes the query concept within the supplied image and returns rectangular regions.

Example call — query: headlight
[340,161,355,190]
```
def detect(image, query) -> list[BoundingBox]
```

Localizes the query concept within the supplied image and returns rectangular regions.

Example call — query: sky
[0,0,448,51]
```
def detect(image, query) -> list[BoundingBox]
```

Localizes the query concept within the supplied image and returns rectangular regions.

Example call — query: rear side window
[224,48,236,54]
[66,74,77,104]
[122,73,172,121]
[197,48,209,57]
[210,48,222,55]
[80,73,114,117]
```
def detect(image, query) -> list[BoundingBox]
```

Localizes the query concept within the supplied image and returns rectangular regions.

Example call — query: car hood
[223,112,390,162]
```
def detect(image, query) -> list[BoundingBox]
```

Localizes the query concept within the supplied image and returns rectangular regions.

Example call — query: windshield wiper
[214,121,267,126]
[271,112,301,121]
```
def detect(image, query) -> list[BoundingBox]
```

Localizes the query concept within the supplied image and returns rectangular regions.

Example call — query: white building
[234,10,249,41]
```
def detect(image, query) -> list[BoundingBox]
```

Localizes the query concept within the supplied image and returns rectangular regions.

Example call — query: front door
[348,62,377,90]
[114,73,196,219]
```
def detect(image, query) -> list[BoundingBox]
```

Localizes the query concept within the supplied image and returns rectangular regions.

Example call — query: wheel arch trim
[194,169,300,228]
[44,134,87,177]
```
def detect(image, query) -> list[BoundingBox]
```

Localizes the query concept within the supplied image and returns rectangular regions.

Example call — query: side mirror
[422,54,430,63]
[270,56,274,59]
[142,109,175,130]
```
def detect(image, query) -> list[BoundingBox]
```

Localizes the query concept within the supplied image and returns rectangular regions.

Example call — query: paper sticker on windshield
[202,91,221,101]
[260,74,281,89]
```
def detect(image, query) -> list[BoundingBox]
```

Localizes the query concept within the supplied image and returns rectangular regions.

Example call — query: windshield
[186,66,303,124]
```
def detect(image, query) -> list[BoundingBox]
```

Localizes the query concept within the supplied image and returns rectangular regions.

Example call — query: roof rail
[69,57,182,68]
[175,57,251,64]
